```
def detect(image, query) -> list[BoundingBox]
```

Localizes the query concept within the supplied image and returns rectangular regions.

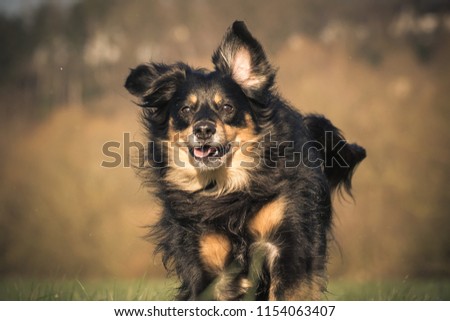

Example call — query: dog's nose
[193,121,216,140]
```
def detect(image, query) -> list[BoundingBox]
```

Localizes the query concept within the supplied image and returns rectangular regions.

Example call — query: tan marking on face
[224,113,261,172]
[248,197,286,239]
[222,114,256,142]
[223,124,237,142]
[199,233,231,274]
[214,93,223,105]
[188,94,198,105]
[165,121,204,191]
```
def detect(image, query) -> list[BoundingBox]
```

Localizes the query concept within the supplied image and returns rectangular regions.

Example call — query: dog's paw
[214,275,252,301]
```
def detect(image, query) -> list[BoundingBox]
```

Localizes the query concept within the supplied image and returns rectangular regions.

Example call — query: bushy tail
[304,114,366,196]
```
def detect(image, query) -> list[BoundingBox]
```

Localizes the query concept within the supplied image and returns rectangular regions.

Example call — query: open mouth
[189,144,231,160]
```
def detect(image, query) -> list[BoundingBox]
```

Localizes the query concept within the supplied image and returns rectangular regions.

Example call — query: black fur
[125,21,365,300]
[303,114,366,196]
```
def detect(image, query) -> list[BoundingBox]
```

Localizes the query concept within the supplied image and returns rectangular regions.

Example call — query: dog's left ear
[212,21,276,102]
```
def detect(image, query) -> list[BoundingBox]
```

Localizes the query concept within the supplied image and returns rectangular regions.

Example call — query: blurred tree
[0,14,31,84]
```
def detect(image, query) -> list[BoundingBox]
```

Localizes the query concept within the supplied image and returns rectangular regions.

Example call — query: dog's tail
[304,114,366,196]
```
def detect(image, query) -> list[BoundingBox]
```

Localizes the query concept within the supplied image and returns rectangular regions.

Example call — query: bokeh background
[0,0,449,284]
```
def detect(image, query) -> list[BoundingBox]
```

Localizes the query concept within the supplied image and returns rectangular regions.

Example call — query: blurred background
[0,0,449,283]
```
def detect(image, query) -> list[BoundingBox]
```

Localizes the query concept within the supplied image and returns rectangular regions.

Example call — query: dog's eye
[180,106,192,114]
[223,104,234,114]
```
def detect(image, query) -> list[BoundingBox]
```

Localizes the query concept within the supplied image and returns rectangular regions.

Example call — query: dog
[125,21,366,300]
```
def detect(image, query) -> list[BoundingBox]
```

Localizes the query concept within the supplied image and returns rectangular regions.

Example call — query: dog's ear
[212,21,276,102]
[124,63,188,109]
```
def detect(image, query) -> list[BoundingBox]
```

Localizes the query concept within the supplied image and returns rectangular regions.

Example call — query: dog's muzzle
[189,121,231,161]
[193,121,216,141]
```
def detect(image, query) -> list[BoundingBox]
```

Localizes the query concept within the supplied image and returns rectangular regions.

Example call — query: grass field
[0,278,449,301]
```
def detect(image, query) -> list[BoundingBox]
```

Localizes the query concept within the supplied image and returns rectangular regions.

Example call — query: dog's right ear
[124,63,188,108]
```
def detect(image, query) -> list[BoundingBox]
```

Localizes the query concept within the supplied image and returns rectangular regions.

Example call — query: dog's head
[125,21,274,192]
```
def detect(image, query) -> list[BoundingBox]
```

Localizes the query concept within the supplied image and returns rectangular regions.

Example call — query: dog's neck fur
[164,164,252,196]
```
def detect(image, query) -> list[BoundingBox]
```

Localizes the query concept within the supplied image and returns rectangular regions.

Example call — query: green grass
[0,278,177,301]
[0,278,449,301]
[326,279,450,300]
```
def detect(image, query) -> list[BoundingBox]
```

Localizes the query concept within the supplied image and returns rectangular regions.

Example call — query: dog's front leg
[197,232,251,300]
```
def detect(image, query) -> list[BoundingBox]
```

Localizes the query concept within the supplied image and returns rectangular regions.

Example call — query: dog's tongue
[194,146,216,158]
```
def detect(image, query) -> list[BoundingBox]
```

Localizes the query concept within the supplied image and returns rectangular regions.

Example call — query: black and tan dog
[125,21,365,300]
